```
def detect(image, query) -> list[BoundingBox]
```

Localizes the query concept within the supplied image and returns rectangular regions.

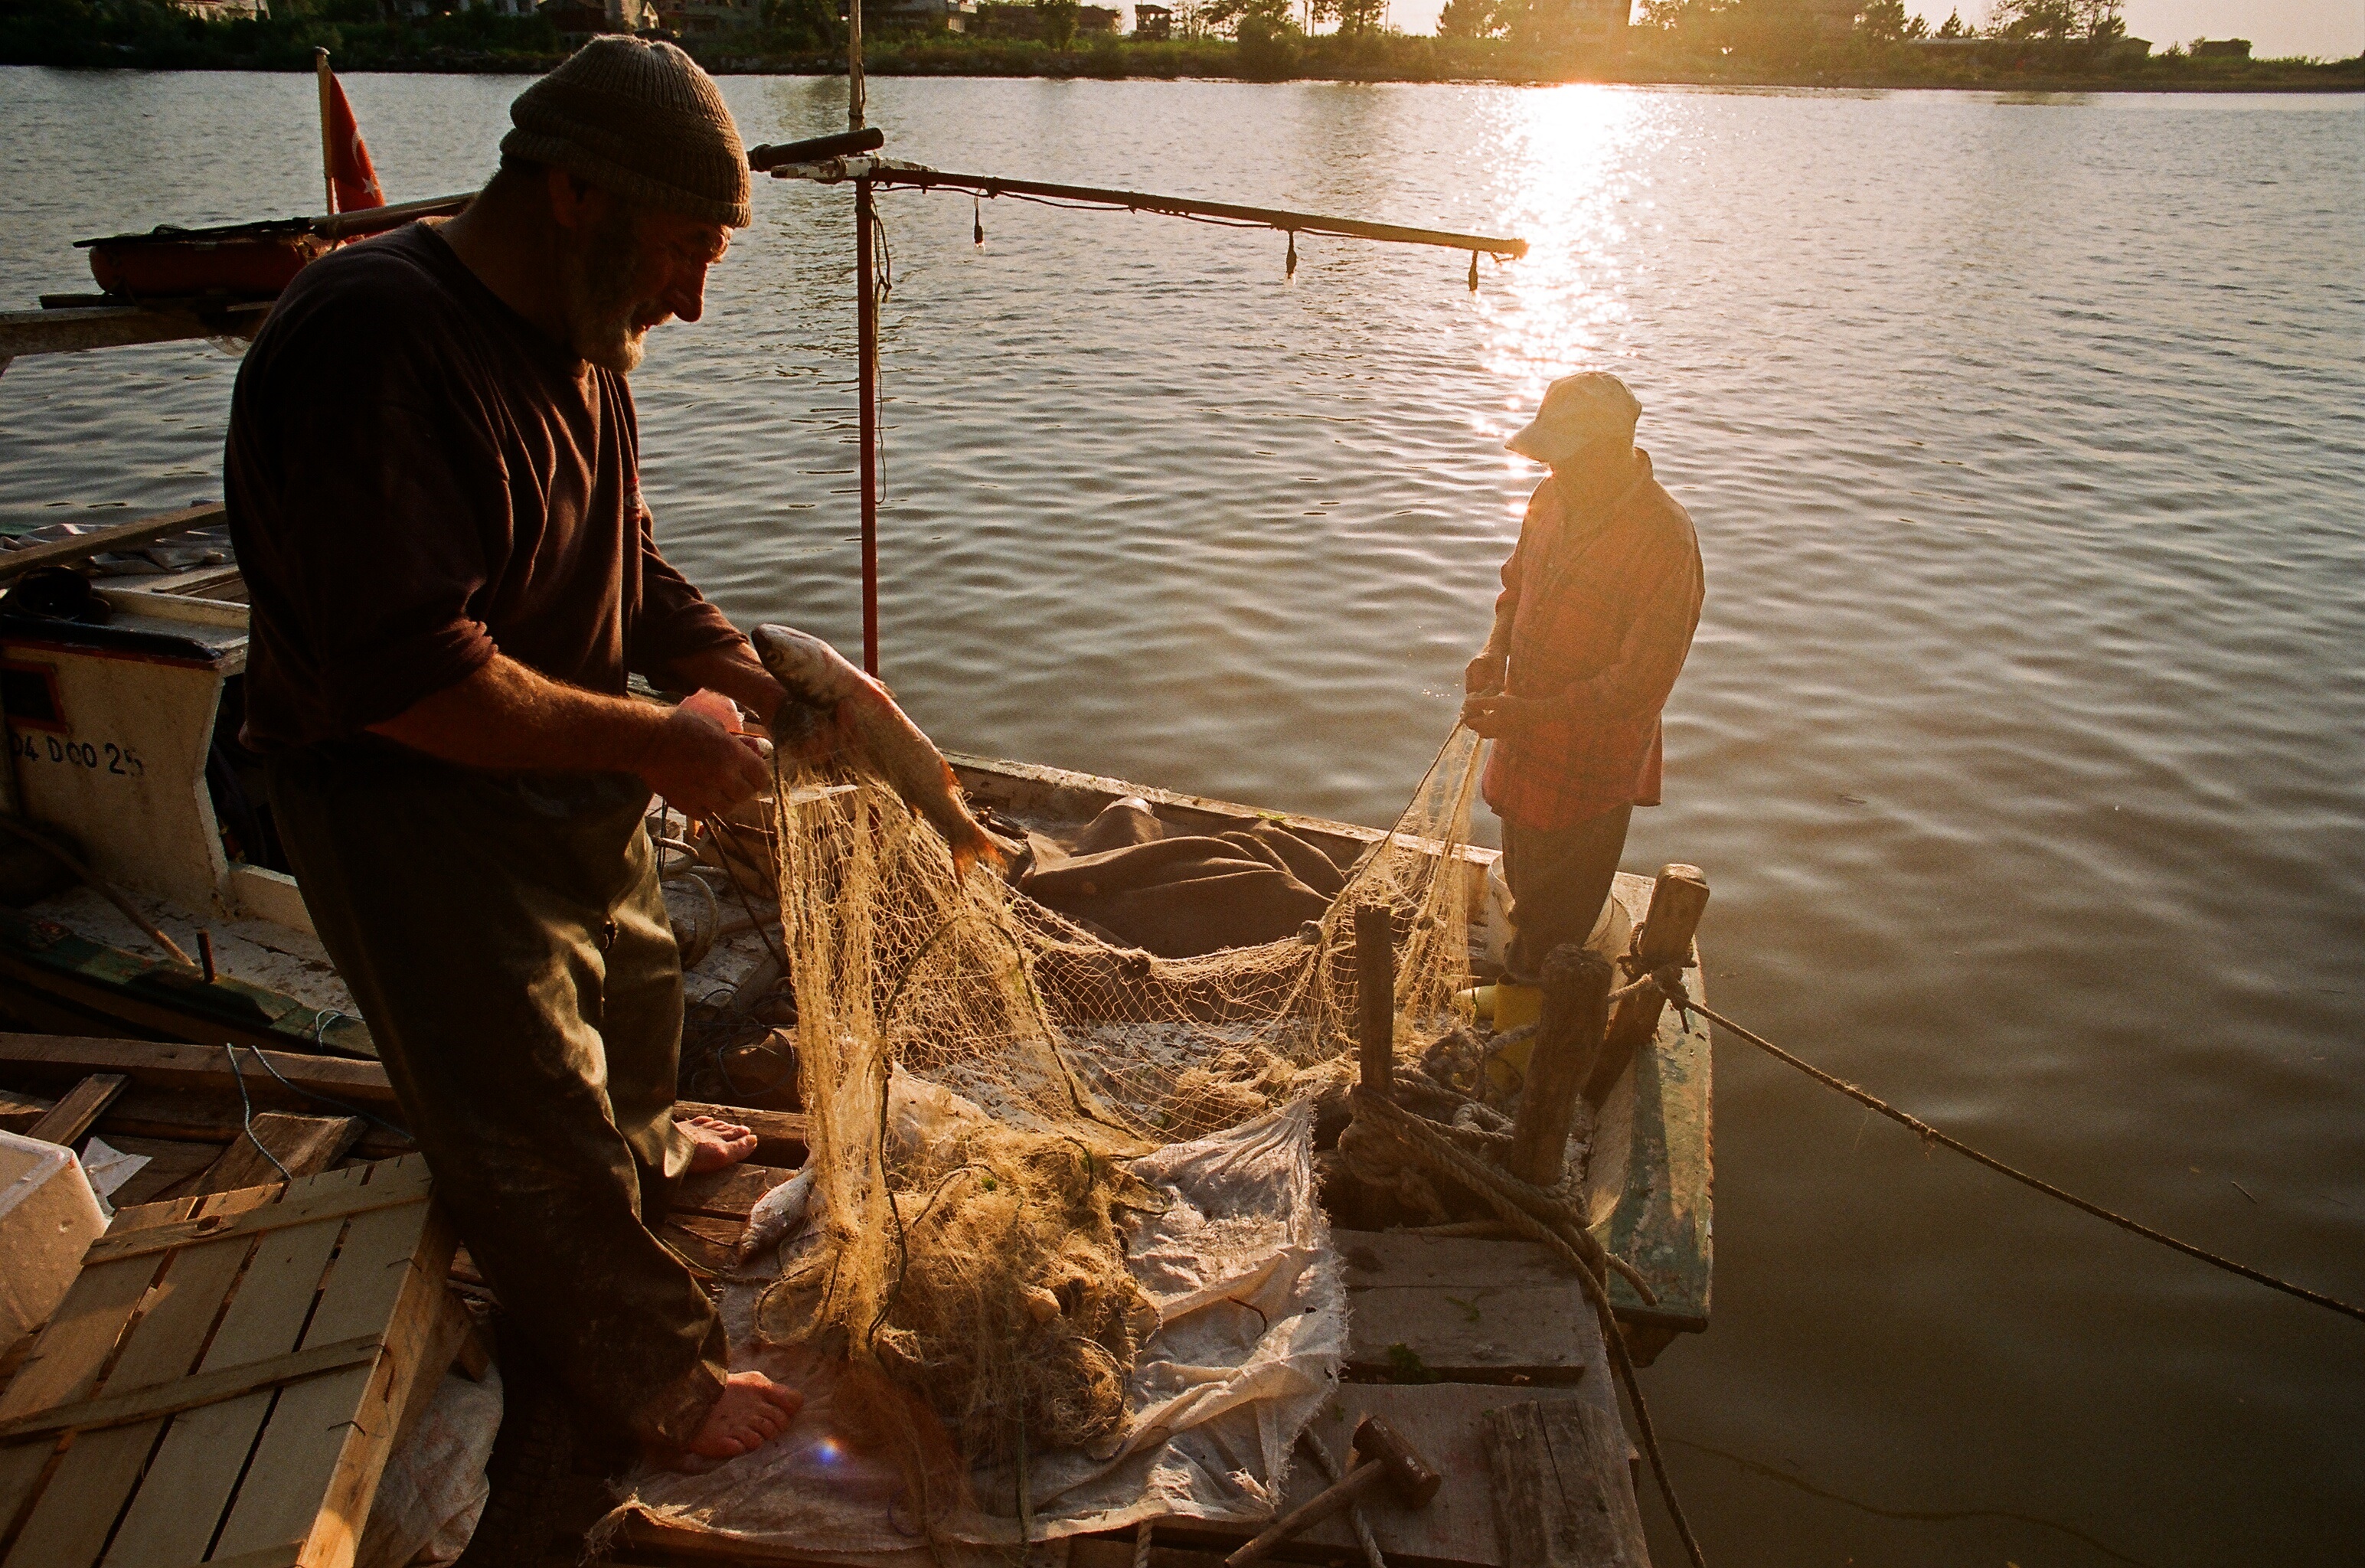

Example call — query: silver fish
[753,624,1004,877]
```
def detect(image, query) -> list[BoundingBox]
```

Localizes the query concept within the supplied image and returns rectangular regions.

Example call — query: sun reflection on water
[1474,85,1660,462]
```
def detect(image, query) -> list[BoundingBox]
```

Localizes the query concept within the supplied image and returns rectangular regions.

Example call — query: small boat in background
[77,217,330,302]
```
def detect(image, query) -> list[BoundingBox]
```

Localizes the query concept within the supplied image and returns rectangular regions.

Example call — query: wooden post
[1354,904,1393,1099]
[1507,944,1611,1187]
[1584,864,1709,1106]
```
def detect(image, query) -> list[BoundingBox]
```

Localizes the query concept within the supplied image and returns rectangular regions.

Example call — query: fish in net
[756,722,1488,1501]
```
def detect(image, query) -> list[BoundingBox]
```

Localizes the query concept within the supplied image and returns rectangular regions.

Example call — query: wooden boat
[77,218,332,302]
[0,297,1707,1568]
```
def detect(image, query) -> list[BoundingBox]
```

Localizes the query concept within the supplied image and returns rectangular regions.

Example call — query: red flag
[318,61,384,214]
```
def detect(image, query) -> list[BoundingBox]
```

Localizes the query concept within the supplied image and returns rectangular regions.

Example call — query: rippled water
[4,68,2361,1564]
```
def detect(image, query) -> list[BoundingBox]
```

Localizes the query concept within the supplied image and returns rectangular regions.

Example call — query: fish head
[752,624,869,708]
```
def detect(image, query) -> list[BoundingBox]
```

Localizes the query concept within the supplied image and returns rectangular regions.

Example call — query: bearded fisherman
[1461,373,1705,976]
[225,40,802,1462]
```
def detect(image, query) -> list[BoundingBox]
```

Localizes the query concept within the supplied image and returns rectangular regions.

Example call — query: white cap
[1505,371,1641,466]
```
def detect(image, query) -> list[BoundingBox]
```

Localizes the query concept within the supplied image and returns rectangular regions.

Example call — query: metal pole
[856,176,879,677]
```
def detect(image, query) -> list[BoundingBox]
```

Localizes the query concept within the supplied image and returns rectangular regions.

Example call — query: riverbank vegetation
[3,0,2359,90]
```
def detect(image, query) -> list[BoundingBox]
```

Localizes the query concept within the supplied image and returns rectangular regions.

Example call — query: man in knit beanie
[226,38,802,1464]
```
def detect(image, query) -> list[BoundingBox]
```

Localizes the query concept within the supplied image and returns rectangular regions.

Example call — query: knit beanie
[501,38,751,228]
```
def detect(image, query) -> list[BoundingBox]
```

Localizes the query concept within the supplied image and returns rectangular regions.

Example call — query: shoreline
[6,60,2360,93]
[3,26,2358,93]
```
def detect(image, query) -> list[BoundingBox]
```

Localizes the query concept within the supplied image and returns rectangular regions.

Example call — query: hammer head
[1349,1415,1442,1509]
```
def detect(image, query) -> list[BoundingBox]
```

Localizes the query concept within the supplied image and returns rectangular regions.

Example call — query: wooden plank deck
[0,1155,456,1568]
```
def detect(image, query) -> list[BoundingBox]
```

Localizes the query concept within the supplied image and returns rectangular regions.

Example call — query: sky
[1367,0,2365,58]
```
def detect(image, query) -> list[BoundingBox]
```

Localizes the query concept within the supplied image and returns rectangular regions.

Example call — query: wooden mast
[851,0,879,676]
[313,49,338,217]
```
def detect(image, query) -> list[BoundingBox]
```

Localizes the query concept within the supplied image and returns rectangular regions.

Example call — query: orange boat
[77,217,332,302]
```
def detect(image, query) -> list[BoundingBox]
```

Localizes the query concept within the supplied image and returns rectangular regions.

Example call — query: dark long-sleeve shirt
[1481,449,1704,831]
[225,222,743,753]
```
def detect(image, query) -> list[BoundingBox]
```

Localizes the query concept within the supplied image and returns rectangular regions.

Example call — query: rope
[221,1043,294,1185]
[1348,1088,1707,1568]
[1644,972,2365,1326]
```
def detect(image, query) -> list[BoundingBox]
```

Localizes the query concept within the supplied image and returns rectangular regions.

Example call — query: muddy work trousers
[1500,802,1633,978]
[268,744,726,1449]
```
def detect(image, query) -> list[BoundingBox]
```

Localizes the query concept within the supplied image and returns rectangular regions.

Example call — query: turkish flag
[322,70,384,214]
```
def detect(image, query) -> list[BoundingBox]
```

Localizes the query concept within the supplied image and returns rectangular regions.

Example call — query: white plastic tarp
[609,1091,1341,1560]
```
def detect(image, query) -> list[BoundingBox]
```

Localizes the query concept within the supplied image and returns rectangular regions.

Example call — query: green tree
[1034,0,1080,46]
[1934,6,1965,34]
[1436,0,1506,38]
[1988,0,2119,38]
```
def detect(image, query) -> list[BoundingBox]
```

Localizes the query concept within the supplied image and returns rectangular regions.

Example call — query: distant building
[1133,2,1170,38]
[655,0,763,28]
[873,0,982,30]
[540,0,662,29]
[2190,38,2251,58]
[1077,3,1119,32]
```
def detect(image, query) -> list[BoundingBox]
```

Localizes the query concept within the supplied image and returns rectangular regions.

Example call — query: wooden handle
[1224,1462,1382,1567]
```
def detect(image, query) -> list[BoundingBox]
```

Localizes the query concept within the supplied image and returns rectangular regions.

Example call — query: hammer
[1224,1416,1440,1568]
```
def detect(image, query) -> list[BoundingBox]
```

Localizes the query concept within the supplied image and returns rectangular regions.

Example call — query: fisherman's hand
[1459,692,1547,742]
[635,704,771,818]
[1465,651,1508,696]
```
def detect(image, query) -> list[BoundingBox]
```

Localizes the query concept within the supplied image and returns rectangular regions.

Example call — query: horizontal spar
[866,167,1528,259]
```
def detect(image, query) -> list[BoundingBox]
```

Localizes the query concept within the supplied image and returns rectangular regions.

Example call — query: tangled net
[763,727,1487,1476]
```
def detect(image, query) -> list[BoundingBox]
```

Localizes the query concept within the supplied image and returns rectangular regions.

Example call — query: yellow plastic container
[1491,982,1543,1034]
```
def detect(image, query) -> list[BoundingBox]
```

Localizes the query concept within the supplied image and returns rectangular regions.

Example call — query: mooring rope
[1638,969,2365,1326]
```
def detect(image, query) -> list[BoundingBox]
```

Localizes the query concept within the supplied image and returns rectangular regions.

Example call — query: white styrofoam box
[0,1128,108,1344]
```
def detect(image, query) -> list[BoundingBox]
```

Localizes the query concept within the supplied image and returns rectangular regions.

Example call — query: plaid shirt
[1481,451,1704,831]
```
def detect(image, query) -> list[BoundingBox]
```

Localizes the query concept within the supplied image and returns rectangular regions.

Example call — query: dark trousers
[1501,802,1633,977]
[268,745,726,1448]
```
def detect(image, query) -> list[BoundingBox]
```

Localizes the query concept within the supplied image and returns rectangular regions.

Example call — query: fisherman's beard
[560,203,656,374]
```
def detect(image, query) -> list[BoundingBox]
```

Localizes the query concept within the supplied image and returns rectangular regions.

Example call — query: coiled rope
[1638,968,2365,1326]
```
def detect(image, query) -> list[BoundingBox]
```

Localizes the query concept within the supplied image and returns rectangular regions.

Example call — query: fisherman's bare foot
[680,1114,759,1174]
[655,1373,805,1467]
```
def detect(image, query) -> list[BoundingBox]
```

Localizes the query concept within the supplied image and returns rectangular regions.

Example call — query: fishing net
[756,726,1488,1514]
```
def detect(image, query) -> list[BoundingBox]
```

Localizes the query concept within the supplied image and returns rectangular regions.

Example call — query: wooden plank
[0,1088,52,1135]
[1156,1384,1608,1568]
[86,1135,217,1209]
[0,1034,397,1109]
[184,1112,361,1198]
[0,308,224,364]
[1479,1400,1648,1568]
[671,1161,797,1222]
[658,1214,740,1276]
[0,1334,381,1443]
[102,1166,370,1566]
[674,1102,808,1165]
[24,1073,126,1147]
[1338,1230,1603,1384]
[210,1156,454,1566]
[0,1191,276,1568]
[0,505,227,583]
[81,1160,430,1264]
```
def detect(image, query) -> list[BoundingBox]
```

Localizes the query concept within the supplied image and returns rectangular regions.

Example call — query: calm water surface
[3,68,2360,1566]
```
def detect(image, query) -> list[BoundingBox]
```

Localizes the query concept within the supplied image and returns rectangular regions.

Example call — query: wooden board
[21,1073,122,1147]
[0,1154,453,1568]
[1338,1230,1608,1386]
[1479,1400,1648,1568]
[1145,1383,1628,1568]
[182,1110,361,1198]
